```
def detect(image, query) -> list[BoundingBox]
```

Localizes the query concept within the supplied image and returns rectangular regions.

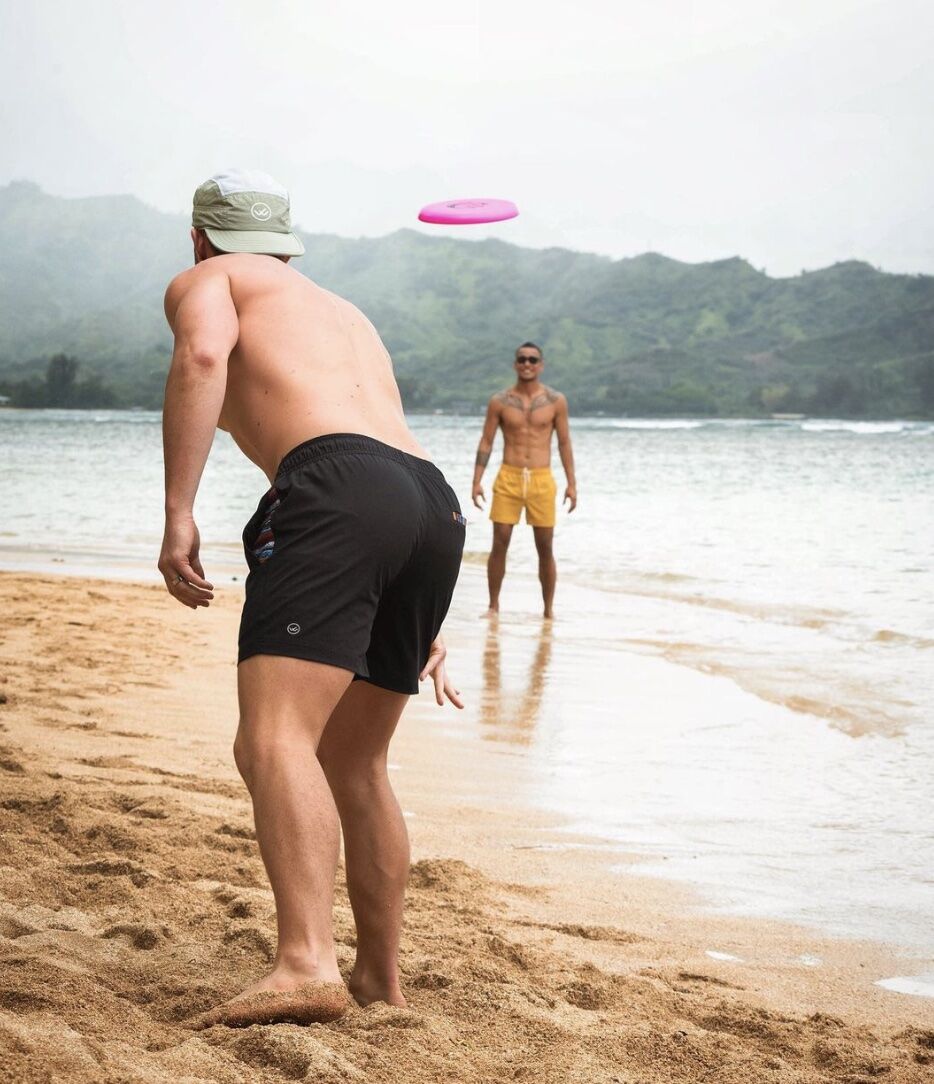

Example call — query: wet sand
[0,570,932,1083]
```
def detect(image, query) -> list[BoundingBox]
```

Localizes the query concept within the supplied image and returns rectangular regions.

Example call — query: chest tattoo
[496,388,559,414]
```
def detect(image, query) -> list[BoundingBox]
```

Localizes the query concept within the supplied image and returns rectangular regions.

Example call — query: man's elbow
[172,346,228,373]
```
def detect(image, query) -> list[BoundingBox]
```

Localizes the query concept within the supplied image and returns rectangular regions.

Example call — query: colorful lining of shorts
[238,433,465,695]
[489,464,557,528]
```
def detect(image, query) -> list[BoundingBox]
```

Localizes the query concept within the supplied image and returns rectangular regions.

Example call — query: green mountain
[1,181,932,415]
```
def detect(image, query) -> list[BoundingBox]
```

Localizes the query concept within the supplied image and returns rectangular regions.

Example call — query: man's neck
[512,379,542,398]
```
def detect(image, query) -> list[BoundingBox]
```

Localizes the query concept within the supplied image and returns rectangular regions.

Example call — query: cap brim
[204,227,305,257]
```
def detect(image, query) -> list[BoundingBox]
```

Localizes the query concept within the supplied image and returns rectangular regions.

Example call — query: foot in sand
[348,965,407,1009]
[191,979,351,1029]
[191,963,350,1029]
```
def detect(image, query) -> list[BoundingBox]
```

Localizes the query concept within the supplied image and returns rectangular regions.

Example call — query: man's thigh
[238,655,354,744]
[318,680,409,769]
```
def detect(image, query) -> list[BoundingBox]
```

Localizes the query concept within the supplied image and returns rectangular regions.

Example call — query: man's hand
[472,482,486,510]
[564,484,577,513]
[158,515,215,609]
[419,634,464,708]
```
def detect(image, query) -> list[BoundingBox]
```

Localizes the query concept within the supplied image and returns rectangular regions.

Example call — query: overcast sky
[1,0,932,275]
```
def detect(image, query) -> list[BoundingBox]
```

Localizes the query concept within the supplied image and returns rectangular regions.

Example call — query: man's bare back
[164,253,426,482]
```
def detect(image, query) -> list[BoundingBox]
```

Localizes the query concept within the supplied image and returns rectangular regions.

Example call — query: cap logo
[250,201,272,221]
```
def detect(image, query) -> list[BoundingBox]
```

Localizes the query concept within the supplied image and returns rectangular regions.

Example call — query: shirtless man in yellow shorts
[471,342,577,618]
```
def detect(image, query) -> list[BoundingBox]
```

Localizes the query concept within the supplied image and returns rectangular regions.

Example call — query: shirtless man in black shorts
[158,170,464,1026]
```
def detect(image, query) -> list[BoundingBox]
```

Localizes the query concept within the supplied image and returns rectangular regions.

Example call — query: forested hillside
[2,181,932,415]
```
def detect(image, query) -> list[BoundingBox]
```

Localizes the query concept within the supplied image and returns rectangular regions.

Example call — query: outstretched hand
[158,515,215,609]
[419,634,464,708]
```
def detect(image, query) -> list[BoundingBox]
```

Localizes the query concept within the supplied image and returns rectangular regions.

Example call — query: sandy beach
[1,568,932,1083]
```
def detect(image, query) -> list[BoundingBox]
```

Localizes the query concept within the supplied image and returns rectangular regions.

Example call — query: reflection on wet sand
[480,617,554,744]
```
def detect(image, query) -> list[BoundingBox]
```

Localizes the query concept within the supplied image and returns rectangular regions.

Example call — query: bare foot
[190,980,351,1028]
[483,606,499,617]
[348,967,406,1008]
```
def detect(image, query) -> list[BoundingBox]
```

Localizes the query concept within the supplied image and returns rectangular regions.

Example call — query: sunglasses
[516,357,541,365]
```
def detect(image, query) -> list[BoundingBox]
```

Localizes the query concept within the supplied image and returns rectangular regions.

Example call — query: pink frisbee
[418,198,519,225]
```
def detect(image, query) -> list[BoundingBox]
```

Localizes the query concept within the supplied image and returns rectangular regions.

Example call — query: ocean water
[1,410,932,950]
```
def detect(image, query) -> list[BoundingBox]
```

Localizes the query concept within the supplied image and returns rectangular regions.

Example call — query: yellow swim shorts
[490,465,557,528]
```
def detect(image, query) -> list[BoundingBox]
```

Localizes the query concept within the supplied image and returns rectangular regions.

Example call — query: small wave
[608,419,705,430]
[800,420,914,434]
[875,974,934,999]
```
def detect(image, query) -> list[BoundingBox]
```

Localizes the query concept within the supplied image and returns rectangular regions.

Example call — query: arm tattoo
[475,449,491,467]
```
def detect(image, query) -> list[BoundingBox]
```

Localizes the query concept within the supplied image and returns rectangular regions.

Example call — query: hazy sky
[2,0,932,275]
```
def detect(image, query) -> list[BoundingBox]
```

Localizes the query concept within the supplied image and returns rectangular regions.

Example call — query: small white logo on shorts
[251,201,272,221]
[287,623,301,635]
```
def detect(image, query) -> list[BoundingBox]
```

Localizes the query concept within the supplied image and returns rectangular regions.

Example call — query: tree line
[0,354,119,409]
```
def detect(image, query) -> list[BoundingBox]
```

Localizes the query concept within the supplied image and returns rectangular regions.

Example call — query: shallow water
[1,409,932,950]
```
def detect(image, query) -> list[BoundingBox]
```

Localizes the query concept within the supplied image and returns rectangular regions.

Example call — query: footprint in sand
[0,744,26,774]
[66,857,156,887]
[0,915,37,940]
[560,977,616,1011]
[78,755,137,769]
[226,897,254,919]
[226,1028,357,1079]
[216,822,256,841]
[0,988,56,1014]
[113,794,170,820]
[676,971,744,991]
[223,923,275,962]
[101,923,163,950]
[409,969,453,990]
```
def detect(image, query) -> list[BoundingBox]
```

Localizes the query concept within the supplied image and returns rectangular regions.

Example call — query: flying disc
[418,198,519,225]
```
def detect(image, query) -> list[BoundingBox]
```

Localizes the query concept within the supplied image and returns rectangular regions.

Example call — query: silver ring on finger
[174,574,185,584]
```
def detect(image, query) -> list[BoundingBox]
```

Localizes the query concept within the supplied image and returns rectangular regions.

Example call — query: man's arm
[554,394,577,512]
[158,265,239,608]
[472,397,502,509]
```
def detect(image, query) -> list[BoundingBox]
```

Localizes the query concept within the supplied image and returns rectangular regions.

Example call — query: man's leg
[233,655,354,995]
[487,521,513,613]
[316,680,410,1007]
[533,526,557,618]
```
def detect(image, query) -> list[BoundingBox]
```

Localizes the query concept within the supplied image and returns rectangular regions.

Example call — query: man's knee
[233,720,308,782]
[233,727,252,789]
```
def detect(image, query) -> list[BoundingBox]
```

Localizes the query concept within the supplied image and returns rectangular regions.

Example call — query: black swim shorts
[238,433,465,695]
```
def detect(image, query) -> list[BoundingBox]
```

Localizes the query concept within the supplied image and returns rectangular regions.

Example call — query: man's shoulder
[165,259,228,296]
[163,260,236,323]
[539,384,564,405]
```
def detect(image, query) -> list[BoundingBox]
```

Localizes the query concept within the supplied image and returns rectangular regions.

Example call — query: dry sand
[0,571,931,1083]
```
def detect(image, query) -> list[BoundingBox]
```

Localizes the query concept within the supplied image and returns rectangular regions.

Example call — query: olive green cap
[192,169,305,257]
